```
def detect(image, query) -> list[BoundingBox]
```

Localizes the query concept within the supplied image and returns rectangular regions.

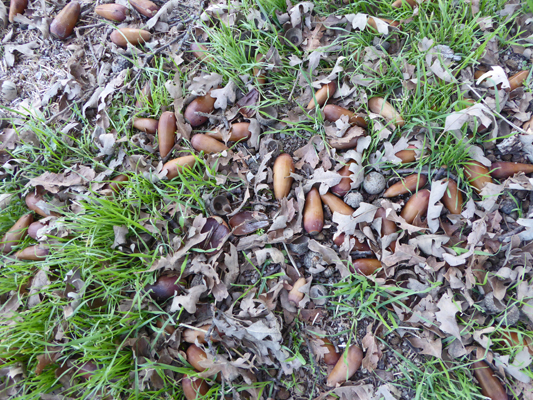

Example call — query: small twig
[283,242,300,276]
[467,84,528,134]
[498,225,525,242]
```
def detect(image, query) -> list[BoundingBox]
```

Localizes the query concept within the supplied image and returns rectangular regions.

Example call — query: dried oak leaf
[406,334,442,358]
[361,326,382,371]
[28,165,96,194]
[435,291,463,345]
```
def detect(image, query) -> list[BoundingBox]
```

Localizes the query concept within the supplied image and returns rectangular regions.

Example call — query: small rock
[497,305,520,326]
[1,81,17,101]
[259,138,281,160]
[500,199,516,215]
[344,192,363,208]
[309,285,328,306]
[323,267,334,278]
[363,172,386,195]
[304,251,324,270]
[288,236,309,255]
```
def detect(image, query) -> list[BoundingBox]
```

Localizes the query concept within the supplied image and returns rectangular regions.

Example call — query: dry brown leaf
[28,165,96,194]
[361,325,382,371]
[302,23,325,51]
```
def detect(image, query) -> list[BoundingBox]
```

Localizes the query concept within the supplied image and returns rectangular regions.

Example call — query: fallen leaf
[169,283,207,313]
[435,291,463,346]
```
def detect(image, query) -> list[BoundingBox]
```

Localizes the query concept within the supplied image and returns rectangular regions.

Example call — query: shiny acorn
[375,207,397,252]
[162,155,197,179]
[367,17,399,30]
[464,161,492,193]
[323,104,367,128]
[182,324,216,344]
[490,161,533,180]
[392,0,417,7]
[351,258,382,275]
[333,233,371,251]
[331,162,354,197]
[14,245,49,261]
[206,122,252,142]
[400,189,431,224]
[307,81,337,110]
[303,188,324,235]
[184,94,216,127]
[273,154,295,200]
[129,0,158,17]
[26,192,58,217]
[50,1,80,40]
[191,135,228,153]
[442,178,462,214]
[383,174,427,197]
[472,360,508,400]
[288,277,307,306]
[186,344,207,372]
[0,214,33,254]
[320,192,354,216]
[144,275,185,302]
[9,0,28,22]
[368,97,405,127]
[199,216,230,253]
[327,345,363,386]
[312,335,340,365]
[508,70,529,92]
[158,112,176,158]
[133,117,158,134]
[182,375,209,400]
[95,4,129,22]
[110,28,151,47]
[28,220,47,240]
[395,145,417,164]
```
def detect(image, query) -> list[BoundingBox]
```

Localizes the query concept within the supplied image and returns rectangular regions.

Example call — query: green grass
[0,0,532,398]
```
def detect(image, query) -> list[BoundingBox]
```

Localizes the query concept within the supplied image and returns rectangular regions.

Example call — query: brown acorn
[464,161,492,193]
[184,94,216,127]
[110,28,151,47]
[190,43,211,63]
[490,161,533,180]
[327,345,363,386]
[307,81,337,109]
[144,275,185,302]
[311,335,340,365]
[94,4,128,22]
[323,104,367,128]
[228,211,269,236]
[395,145,417,164]
[273,154,295,200]
[508,70,529,92]
[288,277,307,306]
[253,53,267,85]
[206,122,251,142]
[499,331,533,356]
[162,155,197,179]
[368,97,405,127]
[472,361,508,400]
[367,17,399,30]
[0,214,33,254]
[155,317,176,335]
[9,0,28,22]
[303,188,324,235]
[331,162,354,197]
[400,189,430,224]
[129,0,158,17]
[351,259,382,275]
[320,192,354,216]
[183,324,213,344]
[50,1,80,39]
[14,245,49,261]
[182,375,209,400]
[191,135,228,154]
[107,174,129,193]
[26,192,58,217]
[28,220,47,240]
[383,174,427,197]
[135,82,152,109]
[133,118,158,134]
[333,233,371,251]
[158,112,176,158]
[328,134,362,150]
[391,0,417,7]
[441,178,462,214]
[186,344,207,372]
[198,216,230,253]
[375,207,397,252]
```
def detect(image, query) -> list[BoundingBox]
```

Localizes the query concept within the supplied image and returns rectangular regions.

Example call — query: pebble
[500,199,516,215]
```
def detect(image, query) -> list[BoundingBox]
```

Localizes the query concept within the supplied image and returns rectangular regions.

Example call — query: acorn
[288,277,307,306]
[186,344,207,372]
[206,122,252,142]
[9,0,28,22]
[375,207,397,252]
[50,1,80,40]
[129,0,158,17]
[351,259,382,275]
[307,81,337,110]
[144,275,185,302]
[327,345,363,386]
[199,216,230,253]
[499,331,533,356]
[328,135,362,150]
[333,233,371,251]
[94,4,128,22]
[253,53,267,85]
[391,0,417,7]
[464,161,492,193]
[0,214,33,254]
[441,178,462,214]
[133,118,158,134]
[490,161,533,180]
[184,94,216,127]
[368,97,405,127]
[303,188,324,235]
[135,82,152,109]
[312,335,340,365]
[395,145,417,163]
[191,135,228,154]
[183,324,214,344]
[273,154,295,200]
[28,220,47,240]
[229,211,269,236]
[162,155,197,179]
[323,104,367,128]
[400,189,430,224]
[26,192,58,217]
[107,174,129,193]
[182,375,209,400]
[191,43,211,62]
[320,192,354,216]
[158,112,176,158]
[331,162,354,197]
[155,317,176,335]
[508,70,529,92]
[367,17,399,30]
[14,245,49,261]
[110,28,151,47]
[472,361,508,400]
[383,174,427,197]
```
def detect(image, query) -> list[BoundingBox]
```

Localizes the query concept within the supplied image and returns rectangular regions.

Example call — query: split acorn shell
[158,111,176,158]
[129,0,158,17]
[441,178,462,214]
[184,94,216,127]
[273,154,295,200]
[333,233,372,252]
[307,81,337,110]
[490,161,533,180]
[383,174,427,198]
[198,216,230,253]
[9,0,28,22]
[368,97,405,127]
[162,155,197,179]
[0,213,33,254]
[320,192,354,216]
[327,345,363,386]
[50,1,80,40]
[95,4,128,22]
[400,189,430,224]
[472,360,508,400]
[229,211,269,236]
[182,375,209,400]
[464,161,492,193]
[303,188,324,235]
[323,104,367,128]
[133,118,158,134]
[191,135,228,153]
[110,28,151,47]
